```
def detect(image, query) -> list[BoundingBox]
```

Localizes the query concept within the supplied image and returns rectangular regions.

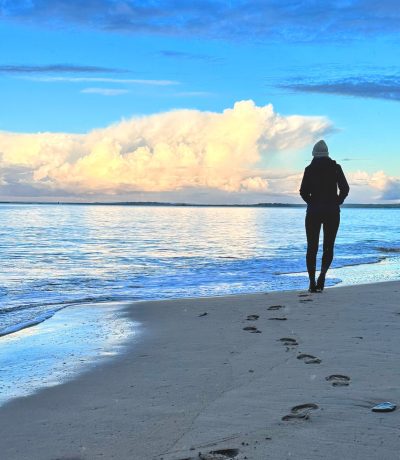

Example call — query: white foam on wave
[0,310,58,337]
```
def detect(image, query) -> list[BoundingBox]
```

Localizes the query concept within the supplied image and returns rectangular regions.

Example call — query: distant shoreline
[1,201,400,208]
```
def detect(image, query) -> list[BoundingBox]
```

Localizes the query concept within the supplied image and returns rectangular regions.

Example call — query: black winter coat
[299,157,349,213]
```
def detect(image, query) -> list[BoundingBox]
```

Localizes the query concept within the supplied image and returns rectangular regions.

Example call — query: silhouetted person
[300,140,349,292]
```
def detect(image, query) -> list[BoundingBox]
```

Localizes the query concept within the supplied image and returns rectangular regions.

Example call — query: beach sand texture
[1,281,400,459]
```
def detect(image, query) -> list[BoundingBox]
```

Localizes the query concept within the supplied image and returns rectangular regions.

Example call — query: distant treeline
[1,201,400,208]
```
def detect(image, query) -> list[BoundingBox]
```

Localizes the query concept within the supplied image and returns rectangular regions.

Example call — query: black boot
[308,279,318,293]
[307,266,317,292]
[316,272,326,292]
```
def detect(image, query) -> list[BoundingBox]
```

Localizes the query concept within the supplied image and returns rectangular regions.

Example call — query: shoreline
[3,250,400,341]
[1,281,400,459]
[0,302,138,407]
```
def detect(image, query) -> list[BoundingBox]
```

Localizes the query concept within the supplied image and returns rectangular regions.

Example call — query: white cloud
[267,172,304,196]
[263,169,400,204]
[0,100,332,199]
[348,170,400,200]
[81,87,130,96]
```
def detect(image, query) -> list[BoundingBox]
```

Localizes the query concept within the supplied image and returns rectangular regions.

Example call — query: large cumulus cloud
[0,100,331,198]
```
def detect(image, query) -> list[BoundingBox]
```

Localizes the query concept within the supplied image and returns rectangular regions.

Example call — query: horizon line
[1,201,399,208]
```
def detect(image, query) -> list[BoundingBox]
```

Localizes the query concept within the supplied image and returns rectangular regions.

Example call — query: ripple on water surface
[1,205,400,337]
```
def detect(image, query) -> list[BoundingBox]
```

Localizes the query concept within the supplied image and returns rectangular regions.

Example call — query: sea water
[1,204,399,338]
[0,204,399,405]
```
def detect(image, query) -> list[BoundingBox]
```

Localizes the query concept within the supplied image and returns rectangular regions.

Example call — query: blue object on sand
[371,402,397,412]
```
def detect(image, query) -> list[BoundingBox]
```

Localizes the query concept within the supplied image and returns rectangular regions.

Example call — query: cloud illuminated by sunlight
[348,170,400,200]
[0,100,332,198]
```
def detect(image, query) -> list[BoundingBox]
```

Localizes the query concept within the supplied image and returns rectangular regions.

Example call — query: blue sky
[1,1,400,202]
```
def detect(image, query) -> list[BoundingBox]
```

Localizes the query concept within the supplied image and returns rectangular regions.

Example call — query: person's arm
[337,165,350,205]
[299,168,311,204]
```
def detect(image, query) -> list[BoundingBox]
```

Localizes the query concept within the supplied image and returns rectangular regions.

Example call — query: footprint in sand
[243,326,262,333]
[298,293,309,298]
[279,337,298,347]
[268,317,287,321]
[297,353,321,364]
[199,449,240,459]
[268,305,284,310]
[176,448,240,460]
[282,403,319,421]
[326,374,351,386]
[52,457,84,460]
[246,314,259,321]
[299,298,313,302]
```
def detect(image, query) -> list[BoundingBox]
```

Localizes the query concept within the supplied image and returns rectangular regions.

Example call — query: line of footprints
[242,292,351,422]
[176,295,352,459]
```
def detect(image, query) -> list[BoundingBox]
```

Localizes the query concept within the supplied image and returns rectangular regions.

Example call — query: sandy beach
[1,281,400,459]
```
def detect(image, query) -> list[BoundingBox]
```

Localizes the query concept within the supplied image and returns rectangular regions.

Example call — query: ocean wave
[0,294,134,315]
[0,310,57,337]
[275,254,385,275]
[1,204,399,339]
[0,295,139,339]
[376,247,400,253]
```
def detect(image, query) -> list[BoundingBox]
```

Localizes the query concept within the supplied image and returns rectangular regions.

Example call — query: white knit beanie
[312,140,329,157]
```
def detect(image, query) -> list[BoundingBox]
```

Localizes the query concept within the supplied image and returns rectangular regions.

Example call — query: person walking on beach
[300,140,350,292]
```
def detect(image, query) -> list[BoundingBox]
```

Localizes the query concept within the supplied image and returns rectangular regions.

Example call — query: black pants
[305,211,340,280]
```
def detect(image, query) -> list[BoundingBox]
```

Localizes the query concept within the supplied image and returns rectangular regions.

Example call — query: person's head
[312,140,329,158]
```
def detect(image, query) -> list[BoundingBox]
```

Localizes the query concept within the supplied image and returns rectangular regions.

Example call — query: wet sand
[1,281,400,459]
